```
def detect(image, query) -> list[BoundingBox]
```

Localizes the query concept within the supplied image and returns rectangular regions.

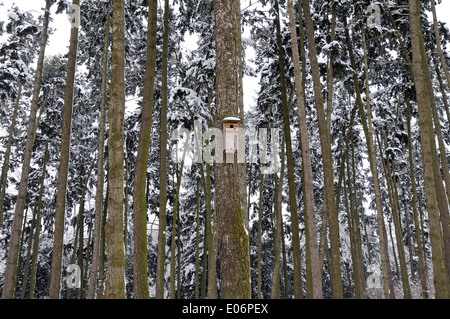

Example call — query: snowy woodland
[0,0,450,300]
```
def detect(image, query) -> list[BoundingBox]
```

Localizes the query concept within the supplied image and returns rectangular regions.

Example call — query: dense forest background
[0,0,450,299]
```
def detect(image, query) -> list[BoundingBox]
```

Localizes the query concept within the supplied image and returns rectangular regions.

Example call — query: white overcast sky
[1,0,449,110]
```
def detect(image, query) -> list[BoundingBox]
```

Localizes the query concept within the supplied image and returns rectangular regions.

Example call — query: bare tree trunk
[97,179,108,299]
[344,15,393,299]
[256,121,269,299]
[132,0,157,299]
[271,129,285,299]
[287,0,322,299]
[49,0,80,299]
[408,0,449,298]
[29,144,48,299]
[20,206,37,299]
[214,0,251,299]
[301,0,342,298]
[1,0,52,299]
[155,0,170,299]
[88,14,110,300]
[377,131,411,299]
[406,100,429,298]
[104,0,127,299]
[170,142,188,299]
[274,0,303,299]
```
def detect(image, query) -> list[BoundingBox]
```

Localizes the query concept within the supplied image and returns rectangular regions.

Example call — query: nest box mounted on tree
[223,116,240,163]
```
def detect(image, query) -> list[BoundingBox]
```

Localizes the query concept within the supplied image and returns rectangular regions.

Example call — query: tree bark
[274,0,303,299]
[49,0,80,299]
[170,141,188,299]
[408,0,450,298]
[132,0,157,299]
[301,0,343,298]
[1,0,52,299]
[155,0,170,299]
[344,15,393,299]
[87,14,110,300]
[20,206,37,299]
[406,99,429,298]
[287,0,322,299]
[214,0,251,299]
[104,0,127,299]
[29,144,48,299]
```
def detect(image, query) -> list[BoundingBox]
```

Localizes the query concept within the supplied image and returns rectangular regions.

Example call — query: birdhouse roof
[223,117,240,123]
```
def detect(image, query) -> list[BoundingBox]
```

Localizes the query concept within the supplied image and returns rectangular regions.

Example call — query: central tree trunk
[104,0,127,299]
[214,0,251,299]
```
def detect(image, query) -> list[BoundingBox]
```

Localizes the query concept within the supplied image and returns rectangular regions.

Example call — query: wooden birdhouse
[223,117,240,163]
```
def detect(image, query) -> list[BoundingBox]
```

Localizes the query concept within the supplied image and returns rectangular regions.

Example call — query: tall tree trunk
[192,119,211,300]
[0,83,22,226]
[29,144,48,299]
[214,0,251,299]
[88,14,110,300]
[408,0,449,298]
[67,208,81,299]
[49,0,80,299]
[205,95,218,300]
[350,135,365,298]
[20,206,37,299]
[301,0,342,298]
[176,210,182,299]
[256,123,270,299]
[344,15,393,299]
[271,131,285,299]
[406,99,429,298]
[377,131,411,299]
[287,0,322,299]
[1,0,52,299]
[388,219,399,282]
[132,0,157,299]
[67,159,95,299]
[403,190,415,283]
[98,180,108,299]
[76,192,85,299]
[155,0,170,299]
[82,221,92,299]
[170,142,188,299]
[104,0,127,299]
[274,0,303,299]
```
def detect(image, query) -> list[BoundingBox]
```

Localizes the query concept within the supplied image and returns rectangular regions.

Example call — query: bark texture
[104,0,127,299]
[49,0,80,299]
[214,0,251,299]
[1,0,52,299]
[132,0,157,299]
